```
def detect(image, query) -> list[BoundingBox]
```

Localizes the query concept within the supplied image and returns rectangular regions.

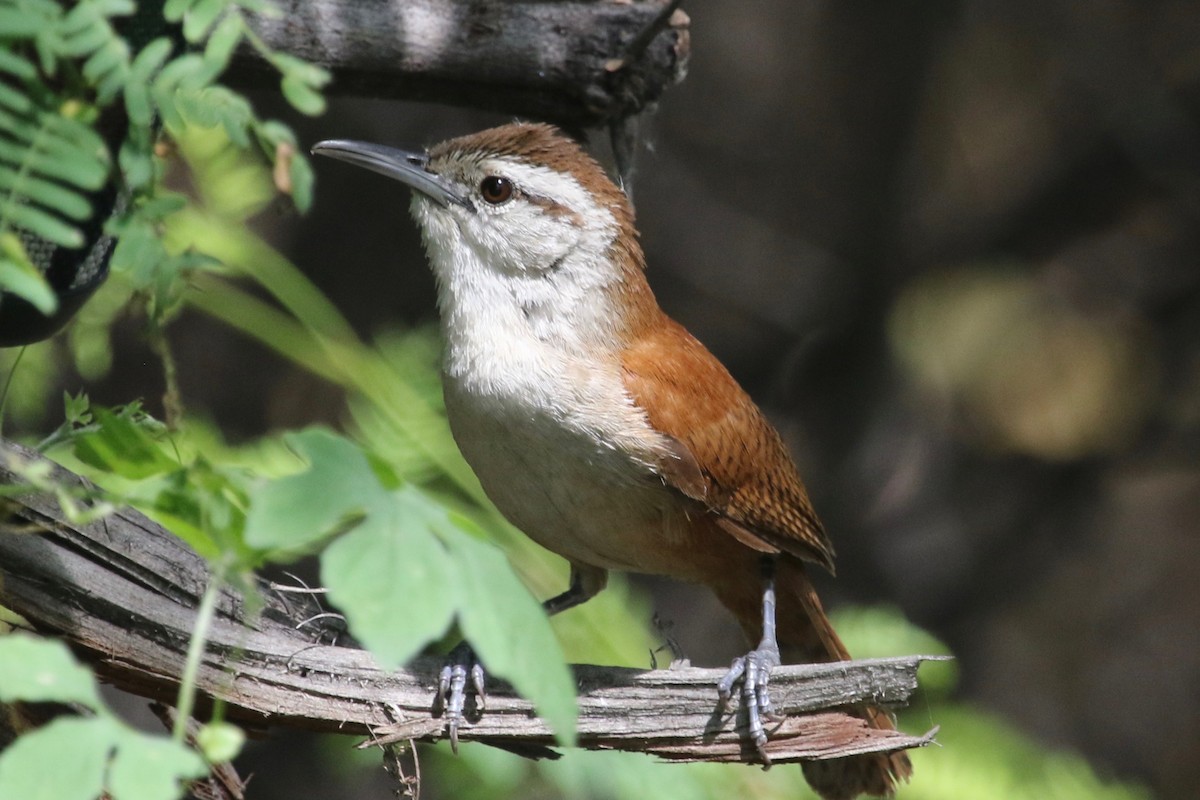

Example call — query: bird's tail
[711,557,913,800]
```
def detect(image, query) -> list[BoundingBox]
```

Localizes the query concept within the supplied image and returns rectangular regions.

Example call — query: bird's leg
[435,564,607,751]
[718,557,782,766]
[542,563,608,615]
[435,641,486,753]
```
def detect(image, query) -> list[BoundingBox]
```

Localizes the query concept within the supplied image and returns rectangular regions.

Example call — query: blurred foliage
[0,635,206,799]
[0,0,325,322]
[889,265,1159,461]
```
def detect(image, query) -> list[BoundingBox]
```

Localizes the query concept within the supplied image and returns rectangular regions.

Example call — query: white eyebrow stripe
[483,159,599,217]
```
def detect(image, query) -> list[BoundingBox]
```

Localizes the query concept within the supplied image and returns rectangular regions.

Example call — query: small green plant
[0,634,207,799]
[0,0,322,317]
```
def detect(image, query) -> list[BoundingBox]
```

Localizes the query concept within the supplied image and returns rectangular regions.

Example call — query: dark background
[58,1,1200,798]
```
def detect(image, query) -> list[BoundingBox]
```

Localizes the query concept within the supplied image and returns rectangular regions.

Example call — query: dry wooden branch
[0,439,937,765]
[233,0,691,128]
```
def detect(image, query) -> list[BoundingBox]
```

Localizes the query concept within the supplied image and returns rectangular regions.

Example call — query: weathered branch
[0,439,936,764]
[233,0,691,128]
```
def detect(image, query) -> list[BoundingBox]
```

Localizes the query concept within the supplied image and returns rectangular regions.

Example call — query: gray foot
[435,642,486,752]
[718,643,782,765]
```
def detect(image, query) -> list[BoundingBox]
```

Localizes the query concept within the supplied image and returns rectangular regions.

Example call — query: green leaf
[0,165,92,220]
[109,214,164,279]
[124,80,153,127]
[154,53,209,92]
[137,192,189,220]
[0,82,32,114]
[243,428,381,552]
[280,74,325,116]
[440,524,578,745]
[130,37,174,82]
[182,0,227,43]
[119,132,157,190]
[84,39,131,102]
[58,23,110,58]
[0,201,83,247]
[195,721,245,763]
[0,48,37,80]
[176,86,251,146]
[271,53,331,88]
[164,0,192,23]
[288,150,314,212]
[0,717,113,800]
[151,84,184,132]
[71,407,179,479]
[34,29,59,76]
[0,258,57,314]
[108,726,208,800]
[321,486,458,667]
[203,13,244,73]
[0,10,46,38]
[0,230,60,314]
[0,696,206,800]
[129,470,221,560]
[82,38,128,83]
[65,390,91,425]
[0,135,107,189]
[0,634,104,709]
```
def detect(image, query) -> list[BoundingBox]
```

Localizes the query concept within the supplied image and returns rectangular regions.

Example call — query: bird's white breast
[424,229,686,571]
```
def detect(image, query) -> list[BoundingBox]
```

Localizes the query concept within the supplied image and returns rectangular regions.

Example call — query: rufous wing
[621,315,836,572]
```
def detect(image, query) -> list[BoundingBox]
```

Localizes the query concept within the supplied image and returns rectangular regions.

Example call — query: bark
[233,0,691,129]
[0,439,937,764]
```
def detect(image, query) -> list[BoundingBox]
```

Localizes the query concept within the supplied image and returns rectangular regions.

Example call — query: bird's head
[314,123,645,290]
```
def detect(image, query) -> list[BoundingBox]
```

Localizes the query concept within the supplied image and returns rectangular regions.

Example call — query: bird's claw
[718,644,782,766]
[435,642,486,753]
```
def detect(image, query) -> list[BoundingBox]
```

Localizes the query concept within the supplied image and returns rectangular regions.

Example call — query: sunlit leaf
[439,524,577,746]
[108,726,208,800]
[71,407,178,479]
[321,485,458,667]
[0,717,112,800]
[0,634,104,709]
[243,428,380,553]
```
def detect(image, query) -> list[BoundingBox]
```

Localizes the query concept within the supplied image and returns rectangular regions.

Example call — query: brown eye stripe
[525,194,582,224]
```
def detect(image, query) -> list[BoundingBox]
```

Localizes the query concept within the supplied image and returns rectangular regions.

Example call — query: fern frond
[0,0,130,252]
[0,0,327,330]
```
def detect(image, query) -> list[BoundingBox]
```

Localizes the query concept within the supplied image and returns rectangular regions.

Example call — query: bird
[312,123,913,799]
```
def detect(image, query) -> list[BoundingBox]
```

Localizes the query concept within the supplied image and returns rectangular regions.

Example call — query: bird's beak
[311,139,472,210]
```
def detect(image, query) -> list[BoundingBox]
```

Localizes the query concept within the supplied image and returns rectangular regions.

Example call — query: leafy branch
[0,0,326,321]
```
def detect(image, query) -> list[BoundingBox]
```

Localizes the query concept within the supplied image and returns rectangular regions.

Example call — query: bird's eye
[480,176,513,204]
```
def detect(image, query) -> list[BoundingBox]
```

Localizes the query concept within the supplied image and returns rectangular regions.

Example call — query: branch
[233,0,692,129]
[0,439,937,764]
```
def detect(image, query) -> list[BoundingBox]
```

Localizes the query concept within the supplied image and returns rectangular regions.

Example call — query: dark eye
[480,175,513,204]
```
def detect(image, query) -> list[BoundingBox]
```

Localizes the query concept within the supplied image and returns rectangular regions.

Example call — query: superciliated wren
[313,123,913,800]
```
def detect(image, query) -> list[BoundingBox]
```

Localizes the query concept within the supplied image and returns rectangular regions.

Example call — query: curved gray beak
[311,139,472,210]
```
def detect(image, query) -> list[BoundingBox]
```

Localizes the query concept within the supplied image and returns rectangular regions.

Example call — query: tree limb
[0,439,937,764]
[233,0,692,129]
